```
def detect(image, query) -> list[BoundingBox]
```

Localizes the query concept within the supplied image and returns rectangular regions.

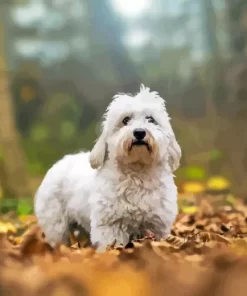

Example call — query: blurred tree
[0,4,31,198]
[86,0,141,92]
[225,0,247,56]
[225,0,247,105]
[200,0,222,116]
[12,75,44,136]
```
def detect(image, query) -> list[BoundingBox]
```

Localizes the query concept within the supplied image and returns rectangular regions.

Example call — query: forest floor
[0,197,247,296]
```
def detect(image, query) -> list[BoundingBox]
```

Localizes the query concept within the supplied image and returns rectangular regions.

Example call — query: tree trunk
[86,0,141,92]
[0,8,31,198]
[225,0,247,57]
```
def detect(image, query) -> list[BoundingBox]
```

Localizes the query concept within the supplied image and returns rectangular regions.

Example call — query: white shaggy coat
[34,85,181,250]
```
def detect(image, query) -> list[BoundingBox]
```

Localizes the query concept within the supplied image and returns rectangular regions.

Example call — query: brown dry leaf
[2,197,247,295]
[193,231,231,244]
[166,235,188,248]
[197,199,214,217]
[20,225,53,257]
[9,236,23,245]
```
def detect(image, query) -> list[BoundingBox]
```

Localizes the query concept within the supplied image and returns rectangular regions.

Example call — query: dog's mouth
[129,140,151,152]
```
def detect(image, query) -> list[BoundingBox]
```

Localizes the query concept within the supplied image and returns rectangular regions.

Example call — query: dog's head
[90,85,181,171]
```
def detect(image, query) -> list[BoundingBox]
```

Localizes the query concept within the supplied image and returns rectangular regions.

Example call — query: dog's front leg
[90,223,129,252]
[150,214,174,241]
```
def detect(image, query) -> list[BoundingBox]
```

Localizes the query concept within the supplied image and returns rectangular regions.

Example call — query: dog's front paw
[91,224,129,252]
[91,241,108,253]
[93,239,122,253]
[95,244,108,253]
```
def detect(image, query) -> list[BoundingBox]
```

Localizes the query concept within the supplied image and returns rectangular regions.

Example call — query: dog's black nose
[133,128,146,140]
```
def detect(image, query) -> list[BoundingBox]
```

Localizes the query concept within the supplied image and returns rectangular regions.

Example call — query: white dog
[34,85,181,250]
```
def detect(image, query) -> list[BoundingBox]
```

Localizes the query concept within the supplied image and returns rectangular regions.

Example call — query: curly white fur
[34,85,181,250]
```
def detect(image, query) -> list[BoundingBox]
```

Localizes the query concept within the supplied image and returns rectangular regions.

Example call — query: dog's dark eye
[122,116,131,125]
[146,116,155,124]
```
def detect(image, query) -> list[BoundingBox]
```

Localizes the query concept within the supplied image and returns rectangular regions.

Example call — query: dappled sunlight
[111,0,152,18]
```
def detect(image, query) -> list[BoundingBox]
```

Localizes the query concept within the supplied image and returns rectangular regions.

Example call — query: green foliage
[177,166,206,181]
[17,198,33,215]
[27,161,45,175]
[0,198,33,215]
[44,93,82,127]
[60,121,77,142]
[30,124,50,142]
[210,149,223,160]
[0,198,17,213]
[22,117,98,176]
[21,92,98,175]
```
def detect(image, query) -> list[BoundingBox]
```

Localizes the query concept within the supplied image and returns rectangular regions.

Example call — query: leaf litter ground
[1,198,247,295]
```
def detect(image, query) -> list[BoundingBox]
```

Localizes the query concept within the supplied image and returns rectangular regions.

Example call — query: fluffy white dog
[34,85,181,250]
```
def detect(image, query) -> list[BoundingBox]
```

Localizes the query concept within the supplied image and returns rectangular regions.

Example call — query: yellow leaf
[181,206,198,214]
[0,221,17,233]
[183,182,205,193]
[206,176,230,190]
[19,215,37,224]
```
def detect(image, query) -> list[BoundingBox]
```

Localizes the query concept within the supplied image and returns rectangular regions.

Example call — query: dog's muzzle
[128,128,151,152]
[130,139,151,151]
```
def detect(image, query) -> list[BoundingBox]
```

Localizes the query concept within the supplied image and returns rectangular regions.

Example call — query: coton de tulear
[34,85,181,250]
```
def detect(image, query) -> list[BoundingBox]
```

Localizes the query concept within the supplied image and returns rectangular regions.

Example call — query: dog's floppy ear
[89,130,108,169]
[167,133,181,172]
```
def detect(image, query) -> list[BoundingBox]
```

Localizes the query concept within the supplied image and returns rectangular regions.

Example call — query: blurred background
[0,0,247,213]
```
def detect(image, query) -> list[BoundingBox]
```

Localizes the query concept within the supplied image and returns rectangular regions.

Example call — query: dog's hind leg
[39,214,69,248]
[35,194,69,247]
